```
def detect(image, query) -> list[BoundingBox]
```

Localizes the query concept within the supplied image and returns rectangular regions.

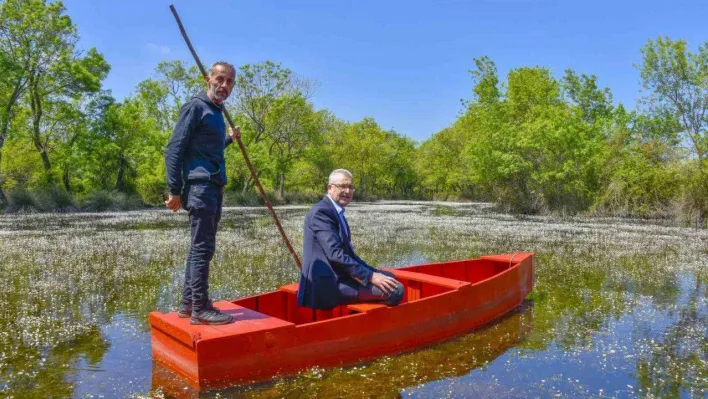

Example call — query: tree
[639,36,708,223]
[1,0,109,185]
[228,61,315,194]
[326,117,416,198]
[0,1,31,206]
[468,55,501,106]
[51,97,88,192]
[461,65,608,213]
[640,36,708,162]
[134,60,202,132]
[416,124,474,199]
[562,69,614,125]
[266,94,321,198]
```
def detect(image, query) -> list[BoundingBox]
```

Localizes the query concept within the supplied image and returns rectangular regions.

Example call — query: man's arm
[311,209,373,286]
[164,103,198,196]
[164,102,198,211]
[224,126,240,148]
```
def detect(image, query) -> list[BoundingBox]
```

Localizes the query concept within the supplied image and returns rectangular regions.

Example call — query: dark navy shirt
[164,92,233,195]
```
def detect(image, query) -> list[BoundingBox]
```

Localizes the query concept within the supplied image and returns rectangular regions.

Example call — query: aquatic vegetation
[0,202,706,398]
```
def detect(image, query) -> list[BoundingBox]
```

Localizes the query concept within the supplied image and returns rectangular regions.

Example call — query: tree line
[1,0,706,224]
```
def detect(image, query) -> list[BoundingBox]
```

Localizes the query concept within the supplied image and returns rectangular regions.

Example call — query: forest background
[1,0,707,225]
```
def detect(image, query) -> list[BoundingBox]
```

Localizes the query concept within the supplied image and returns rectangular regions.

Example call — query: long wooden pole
[169,4,302,270]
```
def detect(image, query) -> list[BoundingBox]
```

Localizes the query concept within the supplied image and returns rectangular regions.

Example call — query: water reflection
[635,275,707,398]
[0,326,109,398]
[151,301,534,398]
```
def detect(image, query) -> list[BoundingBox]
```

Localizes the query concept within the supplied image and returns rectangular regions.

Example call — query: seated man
[297,169,405,310]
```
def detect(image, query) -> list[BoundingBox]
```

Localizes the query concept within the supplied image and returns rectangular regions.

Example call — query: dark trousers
[338,270,405,306]
[181,182,223,311]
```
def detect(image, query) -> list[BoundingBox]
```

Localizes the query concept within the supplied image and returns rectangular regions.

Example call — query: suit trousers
[181,182,223,311]
[339,270,405,306]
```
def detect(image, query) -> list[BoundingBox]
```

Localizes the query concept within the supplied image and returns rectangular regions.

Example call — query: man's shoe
[177,303,192,318]
[177,299,216,318]
[190,307,233,325]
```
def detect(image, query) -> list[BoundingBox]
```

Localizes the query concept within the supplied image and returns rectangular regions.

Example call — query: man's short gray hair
[209,61,235,76]
[328,169,353,184]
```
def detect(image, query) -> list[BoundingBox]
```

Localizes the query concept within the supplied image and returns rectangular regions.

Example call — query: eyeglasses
[331,183,356,192]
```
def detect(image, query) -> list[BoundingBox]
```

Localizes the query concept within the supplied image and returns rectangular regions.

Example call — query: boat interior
[396,258,511,283]
[231,258,513,326]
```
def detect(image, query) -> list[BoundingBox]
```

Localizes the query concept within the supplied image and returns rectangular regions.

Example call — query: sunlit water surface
[0,202,706,398]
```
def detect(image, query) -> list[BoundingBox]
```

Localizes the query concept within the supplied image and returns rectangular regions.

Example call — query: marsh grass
[4,188,147,214]
[79,190,146,212]
[0,202,706,398]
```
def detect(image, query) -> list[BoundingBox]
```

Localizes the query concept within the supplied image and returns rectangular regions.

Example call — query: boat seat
[279,283,387,313]
[346,303,387,313]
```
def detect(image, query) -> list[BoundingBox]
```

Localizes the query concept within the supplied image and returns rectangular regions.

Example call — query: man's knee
[191,247,215,263]
[379,270,396,279]
[385,281,405,306]
[379,271,404,305]
[356,279,405,306]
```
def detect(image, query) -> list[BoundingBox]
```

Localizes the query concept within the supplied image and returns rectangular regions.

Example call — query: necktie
[340,209,351,240]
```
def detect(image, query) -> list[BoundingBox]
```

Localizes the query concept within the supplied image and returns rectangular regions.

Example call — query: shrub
[135,174,166,206]
[6,187,39,213]
[81,190,116,212]
[223,190,267,207]
[282,190,322,205]
[678,164,708,227]
[32,188,78,213]
[222,189,326,207]
[113,192,147,211]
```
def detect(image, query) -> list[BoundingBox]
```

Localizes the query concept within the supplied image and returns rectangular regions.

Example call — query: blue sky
[62,0,707,142]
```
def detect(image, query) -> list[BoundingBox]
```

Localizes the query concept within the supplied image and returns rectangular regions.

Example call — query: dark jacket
[164,92,233,195]
[297,196,375,309]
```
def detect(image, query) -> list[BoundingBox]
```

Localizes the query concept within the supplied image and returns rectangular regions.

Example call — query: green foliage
[0,0,109,189]
[562,69,614,124]
[326,117,417,198]
[639,36,708,162]
[135,163,166,206]
[80,190,145,212]
[35,187,77,213]
[226,61,317,197]
[638,36,708,222]
[223,190,266,207]
[593,147,682,218]
[0,2,704,220]
[678,163,708,226]
[1,133,43,188]
[6,186,38,213]
[592,107,683,218]
[6,186,76,213]
[445,61,608,213]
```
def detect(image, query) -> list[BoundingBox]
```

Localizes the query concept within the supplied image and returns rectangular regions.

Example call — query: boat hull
[149,252,534,391]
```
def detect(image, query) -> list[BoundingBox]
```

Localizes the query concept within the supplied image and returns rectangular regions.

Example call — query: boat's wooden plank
[279,282,299,294]
[346,303,388,313]
[480,252,533,265]
[391,269,472,289]
[149,312,199,349]
[202,301,294,336]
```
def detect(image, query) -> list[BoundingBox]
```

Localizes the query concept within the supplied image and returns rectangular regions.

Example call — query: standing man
[164,61,239,325]
[298,169,405,310]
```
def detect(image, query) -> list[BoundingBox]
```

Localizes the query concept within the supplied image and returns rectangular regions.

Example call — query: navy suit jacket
[297,196,375,309]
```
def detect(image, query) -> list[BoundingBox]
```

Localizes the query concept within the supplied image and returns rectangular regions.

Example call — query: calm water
[0,202,706,398]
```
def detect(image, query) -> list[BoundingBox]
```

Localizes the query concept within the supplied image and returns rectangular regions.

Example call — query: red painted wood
[149,252,534,391]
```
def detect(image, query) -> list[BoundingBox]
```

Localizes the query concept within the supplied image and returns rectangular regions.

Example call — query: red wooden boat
[149,252,534,391]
